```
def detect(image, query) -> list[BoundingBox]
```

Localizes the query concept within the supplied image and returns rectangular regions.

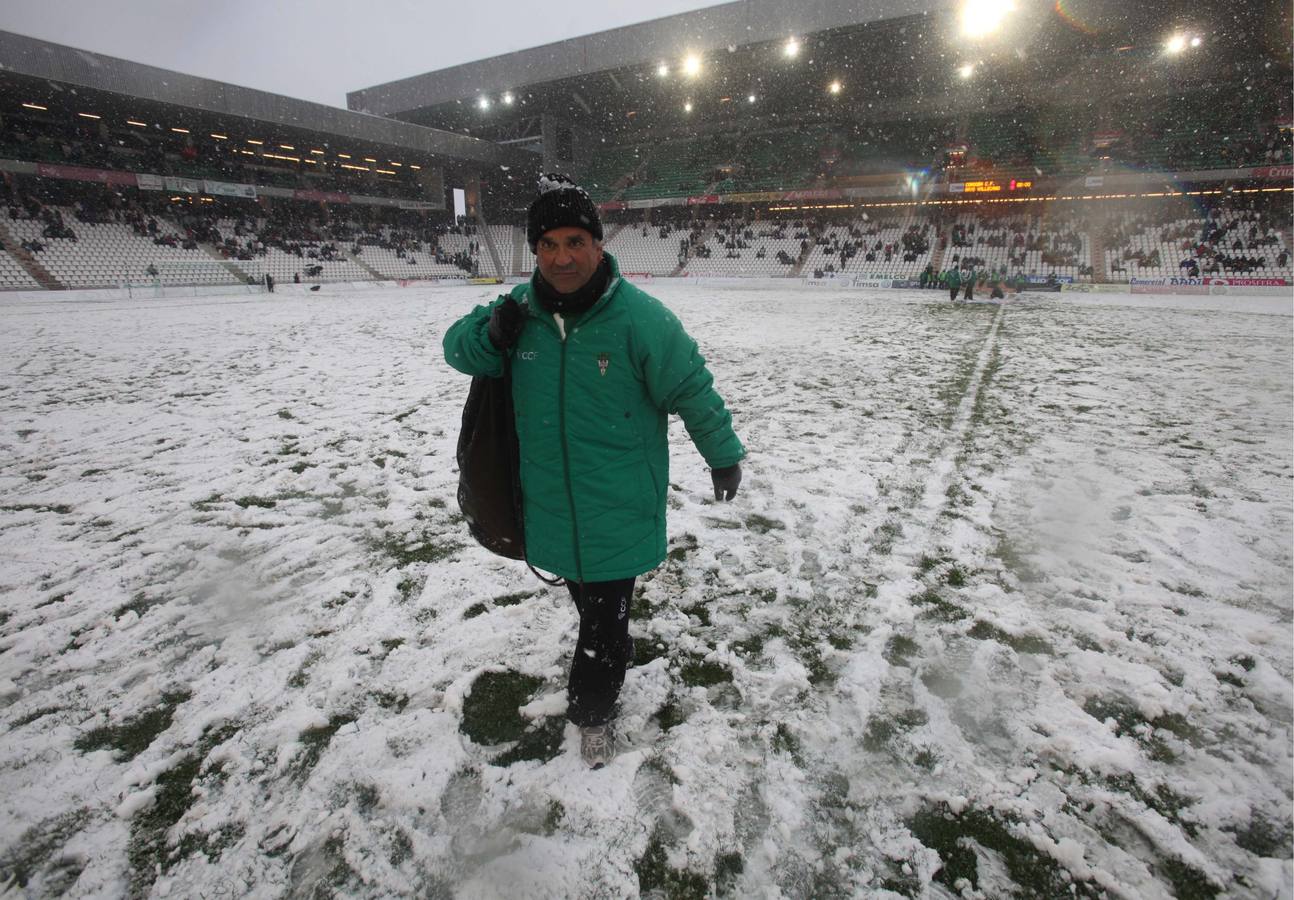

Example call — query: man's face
[535,226,602,294]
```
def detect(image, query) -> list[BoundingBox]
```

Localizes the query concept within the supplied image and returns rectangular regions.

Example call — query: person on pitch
[443,173,745,769]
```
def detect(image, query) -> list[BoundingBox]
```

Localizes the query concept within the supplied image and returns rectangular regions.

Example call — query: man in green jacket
[443,174,746,769]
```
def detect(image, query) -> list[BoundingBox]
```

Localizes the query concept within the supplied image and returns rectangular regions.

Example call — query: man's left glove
[487,297,525,351]
[711,463,742,501]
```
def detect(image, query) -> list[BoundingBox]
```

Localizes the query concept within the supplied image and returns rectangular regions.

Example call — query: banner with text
[204,180,257,199]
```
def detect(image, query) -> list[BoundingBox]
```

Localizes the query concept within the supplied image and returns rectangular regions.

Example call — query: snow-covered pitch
[1,283,1290,898]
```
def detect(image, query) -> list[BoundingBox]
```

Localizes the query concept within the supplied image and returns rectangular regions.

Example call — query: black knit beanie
[527,173,603,251]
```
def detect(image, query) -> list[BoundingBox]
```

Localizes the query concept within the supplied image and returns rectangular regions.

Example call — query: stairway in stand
[0,220,64,288]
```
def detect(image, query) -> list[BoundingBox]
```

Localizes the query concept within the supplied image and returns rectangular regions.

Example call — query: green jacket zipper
[557,333,583,582]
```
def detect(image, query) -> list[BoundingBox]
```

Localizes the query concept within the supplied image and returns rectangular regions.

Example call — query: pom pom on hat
[527,172,603,251]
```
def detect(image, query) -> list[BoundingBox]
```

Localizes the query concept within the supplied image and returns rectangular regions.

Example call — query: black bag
[455,354,563,584]
[456,355,525,559]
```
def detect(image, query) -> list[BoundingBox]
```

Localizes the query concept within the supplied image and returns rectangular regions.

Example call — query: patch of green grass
[233,496,276,509]
[378,535,464,567]
[884,634,919,666]
[945,565,966,587]
[863,709,928,751]
[1082,697,1194,762]
[8,706,62,729]
[1157,856,1220,899]
[388,827,414,866]
[911,588,967,622]
[635,826,709,899]
[668,533,700,562]
[872,520,903,552]
[493,591,534,607]
[744,514,785,534]
[290,715,357,782]
[634,638,670,666]
[714,851,743,894]
[463,602,489,619]
[968,620,1054,655]
[917,554,946,573]
[128,724,239,894]
[682,604,711,626]
[1104,773,1199,837]
[679,659,732,687]
[0,808,87,890]
[772,722,800,759]
[494,716,565,766]
[0,503,73,515]
[287,650,322,689]
[914,748,939,770]
[114,590,167,620]
[654,700,686,732]
[277,409,294,419]
[543,801,565,835]
[74,689,193,761]
[1232,812,1293,858]
[909,803,1100,897]
[397,575,423,604]
[460,670,544,745]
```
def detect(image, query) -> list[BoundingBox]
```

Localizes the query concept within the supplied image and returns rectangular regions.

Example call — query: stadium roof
[348,0,951,118]
[0,29,517,168]
[349,0,1289,142]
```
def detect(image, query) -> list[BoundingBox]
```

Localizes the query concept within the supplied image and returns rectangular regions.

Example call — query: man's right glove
[487,297,525,351]
[711,463,742,501]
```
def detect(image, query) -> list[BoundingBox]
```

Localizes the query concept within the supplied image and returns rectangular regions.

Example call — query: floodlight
[748,94,757,104]
[958,63,975,79]
[657,63,669,77]
[684,101,694,113]
[961,0,1015,38]
[1190,36,1202,47]
[682,54,702,78]
[477,96,491,110]
[502,92,515,105]
[784,38,800,58]
[1164,33,1188,54]
[828,80,842,94]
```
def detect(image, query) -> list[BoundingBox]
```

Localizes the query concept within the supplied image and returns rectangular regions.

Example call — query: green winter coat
[945,268,961,288]
[443,253,745,582]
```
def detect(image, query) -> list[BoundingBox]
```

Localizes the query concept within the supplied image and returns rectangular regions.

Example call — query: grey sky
[0,0,728,108]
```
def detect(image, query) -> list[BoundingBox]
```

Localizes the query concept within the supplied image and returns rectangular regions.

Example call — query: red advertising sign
[686,194,721,205]
[1250,165,1293,180]
[597,201,627,212]
[34,163,137,186]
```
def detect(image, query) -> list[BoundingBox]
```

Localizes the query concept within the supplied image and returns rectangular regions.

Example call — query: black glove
[487,297,524,351]
[711,463,742,501]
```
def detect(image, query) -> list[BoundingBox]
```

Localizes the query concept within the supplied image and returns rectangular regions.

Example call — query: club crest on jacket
[597,352,610,376]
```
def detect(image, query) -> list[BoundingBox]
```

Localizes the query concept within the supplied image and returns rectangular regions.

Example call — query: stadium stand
[0,247,41,288]
[1105,205,1291,282]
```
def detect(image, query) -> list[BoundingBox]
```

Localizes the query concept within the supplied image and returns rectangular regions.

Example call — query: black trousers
[949,285,959,302]
[566,577,635,727]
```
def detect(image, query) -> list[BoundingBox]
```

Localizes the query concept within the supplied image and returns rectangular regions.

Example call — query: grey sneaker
[580,723,616,769]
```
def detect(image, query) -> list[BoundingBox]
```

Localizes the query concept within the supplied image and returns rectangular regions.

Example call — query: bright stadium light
[682,54,702,78]
[958,63,976,79]
[961,0,1015,37]
[784,37,800,58]
[684,100,694,113]
[748,94,757,104]
[502,92,515,105]
[657,63,669,77]
[1190,35,1202,47]
[477,96,491,110]
[828,80,842,94]
[1164,33,1187,54]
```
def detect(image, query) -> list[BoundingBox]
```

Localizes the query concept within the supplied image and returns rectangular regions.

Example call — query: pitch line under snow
[920,300,1006,514]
